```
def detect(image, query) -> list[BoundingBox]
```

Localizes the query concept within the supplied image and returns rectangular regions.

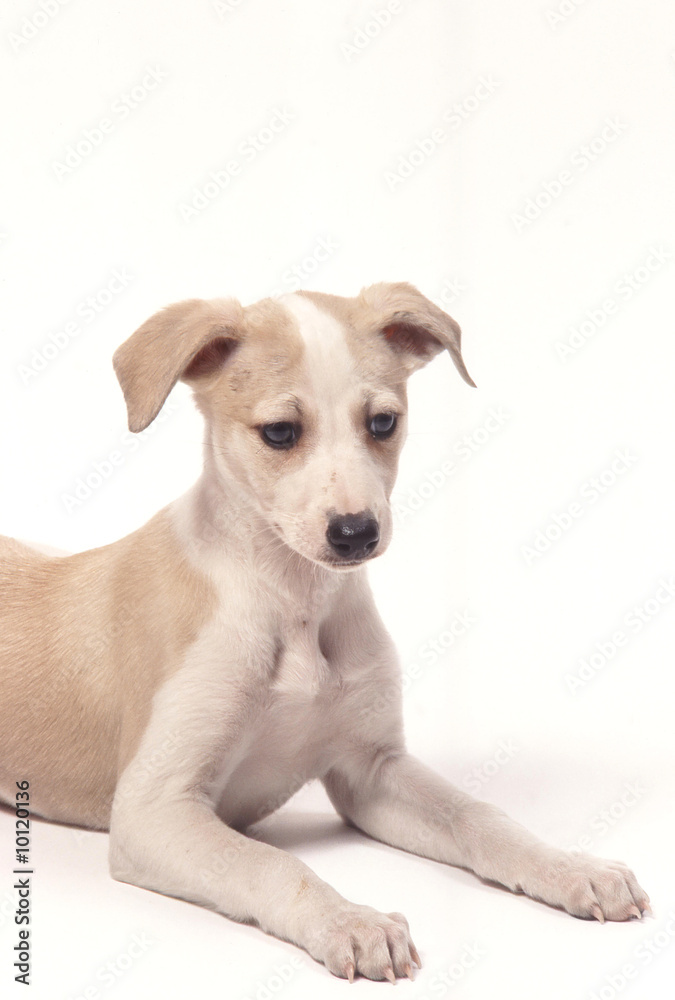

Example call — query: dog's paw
[309,904,420,982]
[532,852,650,922]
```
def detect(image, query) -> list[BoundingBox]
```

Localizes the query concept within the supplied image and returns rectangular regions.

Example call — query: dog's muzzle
[326,512,380,562]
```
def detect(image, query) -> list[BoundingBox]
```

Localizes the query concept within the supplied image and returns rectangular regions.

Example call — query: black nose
[326,512,380,560]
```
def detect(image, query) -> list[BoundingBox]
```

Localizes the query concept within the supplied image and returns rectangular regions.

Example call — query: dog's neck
[171,445,348,614]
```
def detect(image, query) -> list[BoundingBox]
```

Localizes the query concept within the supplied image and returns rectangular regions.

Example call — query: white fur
[0,285,649,983]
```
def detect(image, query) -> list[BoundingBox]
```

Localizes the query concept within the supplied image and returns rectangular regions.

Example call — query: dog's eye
[260,422,298,449]
[368,412,397,440]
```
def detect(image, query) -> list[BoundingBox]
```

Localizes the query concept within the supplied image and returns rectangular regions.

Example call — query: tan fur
[0,283,648,982]
[299,282,476,383]
[0,511,215,827]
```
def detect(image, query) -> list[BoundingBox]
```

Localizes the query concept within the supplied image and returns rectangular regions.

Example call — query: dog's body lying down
[0,284,648,982]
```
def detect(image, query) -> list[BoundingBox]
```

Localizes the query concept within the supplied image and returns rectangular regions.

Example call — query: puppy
[0,283,649,982]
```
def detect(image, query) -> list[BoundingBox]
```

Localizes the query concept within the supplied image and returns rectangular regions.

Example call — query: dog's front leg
[110,793,423,981]
[112,797,408,975]
[324,751,649,922]
[108,651,421,984]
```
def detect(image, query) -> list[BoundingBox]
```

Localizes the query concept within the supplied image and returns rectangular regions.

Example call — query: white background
[1,0,674,997]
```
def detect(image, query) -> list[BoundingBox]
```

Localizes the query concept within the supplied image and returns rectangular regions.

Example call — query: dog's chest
[257,616,344,754]
[271,615,334,695]
[212,617,345,826]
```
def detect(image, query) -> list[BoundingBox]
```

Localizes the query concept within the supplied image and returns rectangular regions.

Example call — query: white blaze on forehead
[279,293,354,404]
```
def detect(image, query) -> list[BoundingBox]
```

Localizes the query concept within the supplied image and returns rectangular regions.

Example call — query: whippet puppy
[0,283,649,982]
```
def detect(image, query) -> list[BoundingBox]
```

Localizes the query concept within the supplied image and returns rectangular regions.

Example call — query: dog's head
[113,283,474,570]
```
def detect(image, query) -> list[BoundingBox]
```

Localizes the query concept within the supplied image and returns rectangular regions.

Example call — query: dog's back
[0,512,217,829]
[0,536,122,827]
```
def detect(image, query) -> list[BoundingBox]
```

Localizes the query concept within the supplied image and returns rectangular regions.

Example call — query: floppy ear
[113,298,245,432]
[359,281,476,387]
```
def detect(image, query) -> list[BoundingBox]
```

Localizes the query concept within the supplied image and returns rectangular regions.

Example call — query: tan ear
[113,298,245,432]
[359,281,476,387]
